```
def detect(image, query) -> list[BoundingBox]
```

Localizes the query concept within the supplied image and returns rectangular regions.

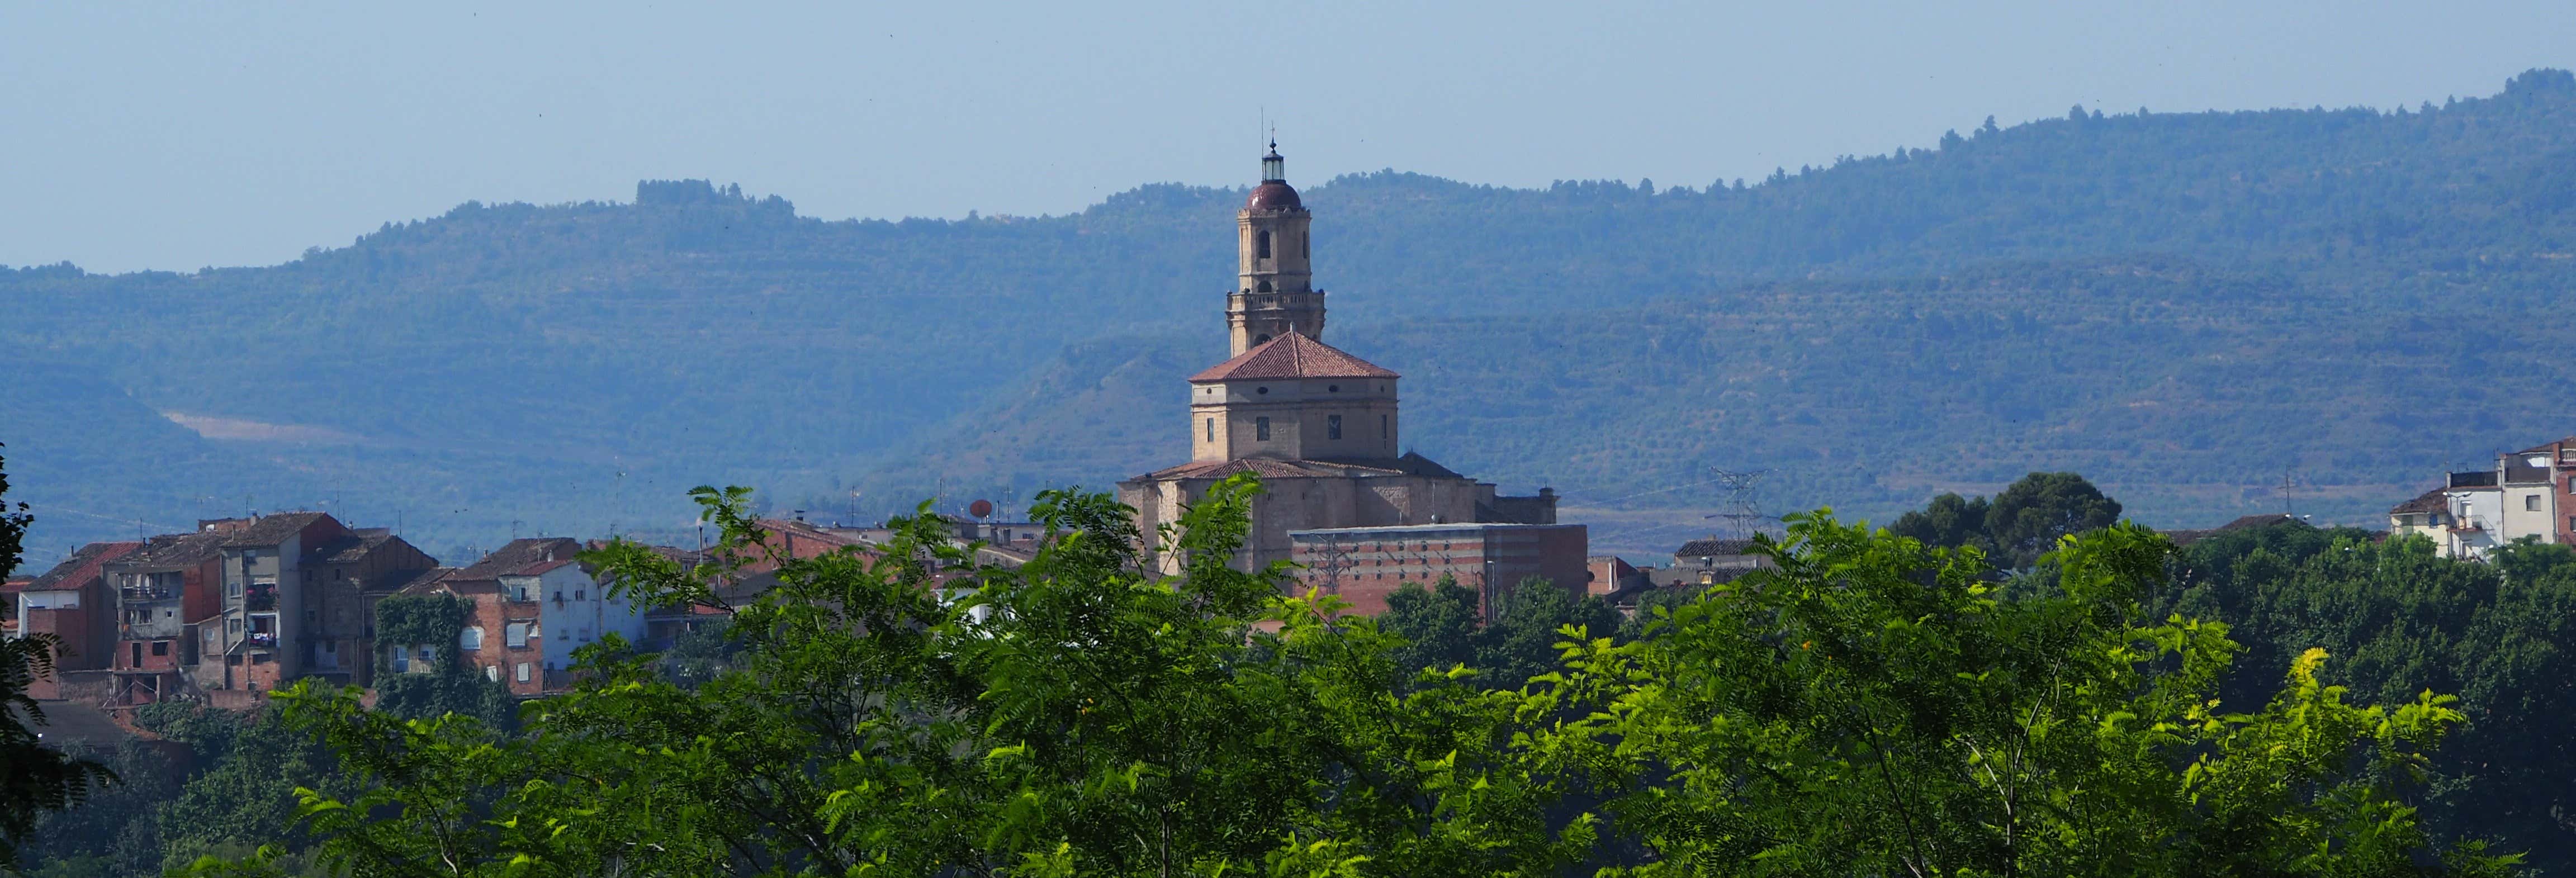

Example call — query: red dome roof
[1246,181,1302,211]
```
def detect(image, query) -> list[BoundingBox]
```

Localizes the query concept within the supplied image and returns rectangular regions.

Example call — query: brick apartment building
[101,529,227,707]
[1287,522,1589,617]
[12,541,141,699]
[395,538,644,696]
[6,512,437,708]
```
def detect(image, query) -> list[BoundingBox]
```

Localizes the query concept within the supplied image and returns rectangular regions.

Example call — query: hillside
[845,256,2576,556]
[5,70,2575,562]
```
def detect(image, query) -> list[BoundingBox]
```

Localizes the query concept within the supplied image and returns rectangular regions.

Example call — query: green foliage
[1892,471,2123,569]
[0,445,117,870]
[1375,576,1621,689]
[1378,577,1481,676]
[2160,524,2576,872]
[367,595,512,727]
[141,706,338,871]
[234,477,1588,876]
[370,595,465,649]
[1531,512,2511,876]
[160,480,2507,876]
[16,741,178,876]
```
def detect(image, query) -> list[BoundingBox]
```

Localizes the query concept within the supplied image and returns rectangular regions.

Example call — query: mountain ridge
[5,69,2574,564]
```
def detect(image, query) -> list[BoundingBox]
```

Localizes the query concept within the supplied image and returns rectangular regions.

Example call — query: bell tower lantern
[1228,141,1325,355]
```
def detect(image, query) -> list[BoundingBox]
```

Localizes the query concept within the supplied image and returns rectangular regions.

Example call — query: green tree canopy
[1891,471,2123,569]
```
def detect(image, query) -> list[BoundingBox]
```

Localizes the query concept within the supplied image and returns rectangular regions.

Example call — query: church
[1117,144,1583,613]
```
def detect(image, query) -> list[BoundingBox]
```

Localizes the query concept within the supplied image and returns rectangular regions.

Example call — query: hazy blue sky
[5,2,2572,272]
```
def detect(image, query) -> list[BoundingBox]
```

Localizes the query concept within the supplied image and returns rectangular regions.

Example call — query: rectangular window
[391,650,410,673]
[1256,417,1271,441]
[515,662,531,683]
[1328,414,1342,440]
[574,589,585,601]
[1205,417,1215,442]
[485,665,501,682]
[150,641,169,657]
[505,622,528,648]
[460,627,484,651]
[2528,495,2545,511]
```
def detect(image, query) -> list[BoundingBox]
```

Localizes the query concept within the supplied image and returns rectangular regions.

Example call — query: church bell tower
[1228,141,1325,356]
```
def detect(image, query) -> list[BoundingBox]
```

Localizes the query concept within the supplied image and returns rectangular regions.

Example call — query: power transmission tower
[1708,468,1773,540]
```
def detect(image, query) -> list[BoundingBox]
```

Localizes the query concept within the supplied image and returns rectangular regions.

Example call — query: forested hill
[4,70,2574,562]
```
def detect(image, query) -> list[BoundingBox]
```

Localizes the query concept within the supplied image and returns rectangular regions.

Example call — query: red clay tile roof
[108,531,229,573]
[26,542,144,592]
[453,538,583,582]
[220,511,334,548]
[517,558,576,577]
[1138,457,1409,481]
[1188,332,1398,382]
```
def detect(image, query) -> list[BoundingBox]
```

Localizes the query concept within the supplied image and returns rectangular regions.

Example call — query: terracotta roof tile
[1188,333,1398,382]
[453,538,583,581]
[108,531,229,572]
[26,542,143,591]
[220,511,333,548]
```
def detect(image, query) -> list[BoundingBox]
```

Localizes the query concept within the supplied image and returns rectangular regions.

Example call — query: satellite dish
[968,499,994,519]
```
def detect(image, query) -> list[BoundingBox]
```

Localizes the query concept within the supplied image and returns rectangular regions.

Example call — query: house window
[505,623,529,647]
[132,643,144,666]
[1328,415,1342,440]
[460,627,484,651]
[515,662,531,683]
[2528,495,2544,511]
[1256,230,1271,259]
[391,649,409,673]
[1256,417,1271,441]
[151,641,169,657]
[1205,417,1215,442]
[485,665,501,682]
[575,589,585,601]
[417,646,434,666]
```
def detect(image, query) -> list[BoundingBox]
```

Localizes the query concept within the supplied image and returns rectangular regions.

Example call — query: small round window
[1256,386,1269,395]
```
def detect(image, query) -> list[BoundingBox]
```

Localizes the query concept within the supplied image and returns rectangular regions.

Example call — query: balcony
[244,582,277,612]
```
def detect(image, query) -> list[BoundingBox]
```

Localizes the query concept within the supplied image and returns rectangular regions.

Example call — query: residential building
[301,528,441,685]
[193,512,435,696]
[401,538,643,696]
[12,541,142,699]
[2386,489,2449,544]
[102,530,228,707]
[1286,522,1589,618]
